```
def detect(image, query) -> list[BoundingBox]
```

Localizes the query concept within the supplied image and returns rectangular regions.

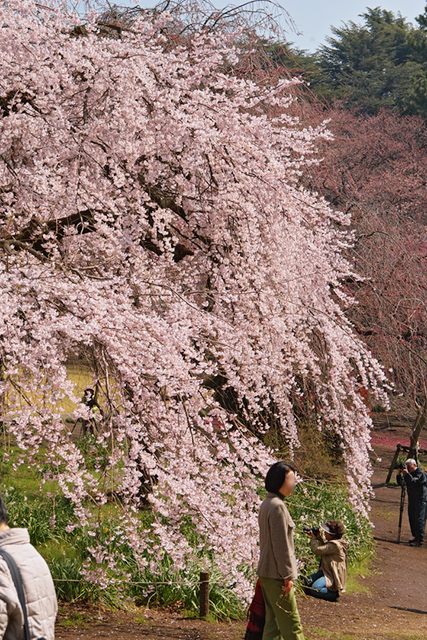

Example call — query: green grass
[306,632,366,640]
[57,609,95,628]
[387,636,427,640]
[181,609,220,623]
[4,364,94,416]
[133,615,155,626]
[4,363,127,417]
[306,633,427,640]
[345,555,372,595]
[0,446,59,497]
[345,574,371,595]
[59,614,90,628]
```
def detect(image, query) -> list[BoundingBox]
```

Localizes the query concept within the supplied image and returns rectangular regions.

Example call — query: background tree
[313,8,427,117]
[305,108,427,454]
[0,0,387,597]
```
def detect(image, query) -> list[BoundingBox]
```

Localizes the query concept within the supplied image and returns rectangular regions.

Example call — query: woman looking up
[257,461,305,640]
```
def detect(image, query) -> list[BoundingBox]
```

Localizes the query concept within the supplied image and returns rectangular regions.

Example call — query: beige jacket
[310,537,348,592]
[0,528,57,639]
[257,492,297,581]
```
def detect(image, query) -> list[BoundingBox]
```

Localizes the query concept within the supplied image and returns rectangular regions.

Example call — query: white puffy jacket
[0,528,57,639]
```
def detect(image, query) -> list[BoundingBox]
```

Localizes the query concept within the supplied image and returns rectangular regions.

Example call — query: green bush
[4,487,75,545]
[49,557,94,602]
[287,480,373,577]
[128,560,243,619]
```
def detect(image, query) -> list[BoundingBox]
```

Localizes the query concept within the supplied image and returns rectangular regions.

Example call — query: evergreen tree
[314,7,427,116]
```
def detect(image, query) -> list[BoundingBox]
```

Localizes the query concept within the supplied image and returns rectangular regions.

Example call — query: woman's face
[278,470,296,497]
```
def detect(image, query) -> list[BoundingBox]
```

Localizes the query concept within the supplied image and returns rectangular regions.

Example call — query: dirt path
[296,433,427,640]
[55,421,427,640]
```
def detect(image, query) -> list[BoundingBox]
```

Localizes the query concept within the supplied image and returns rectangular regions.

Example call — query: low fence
[52,571,211,617]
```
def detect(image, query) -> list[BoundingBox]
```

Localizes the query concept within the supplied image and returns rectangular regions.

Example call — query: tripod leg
[81,420,88,437]
[70,419,80,435]
[397,486,406,543]
[386,445,401,484]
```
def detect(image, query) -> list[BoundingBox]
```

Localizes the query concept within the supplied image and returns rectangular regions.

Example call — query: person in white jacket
[0,493,57,639]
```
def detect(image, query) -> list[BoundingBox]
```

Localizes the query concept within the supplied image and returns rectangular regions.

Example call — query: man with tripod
[397,458,427,547]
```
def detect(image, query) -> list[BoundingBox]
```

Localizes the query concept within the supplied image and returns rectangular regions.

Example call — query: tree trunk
[408,396,427,461]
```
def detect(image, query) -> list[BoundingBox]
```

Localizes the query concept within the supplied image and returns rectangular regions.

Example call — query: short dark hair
[265,461,296,494]
[325,520,344,539]
[0,493,8,525]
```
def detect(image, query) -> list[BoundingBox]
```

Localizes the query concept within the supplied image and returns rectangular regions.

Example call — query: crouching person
[0,492,57,639]
[303,520,347,602]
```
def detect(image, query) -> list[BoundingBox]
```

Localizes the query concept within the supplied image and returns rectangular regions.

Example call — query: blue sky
[132,1,427,52]
[282,1,427,51]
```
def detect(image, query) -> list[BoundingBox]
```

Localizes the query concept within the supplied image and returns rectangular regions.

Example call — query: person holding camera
[302,520,347,602]
[397,458,427,547]
[257,461,305,640]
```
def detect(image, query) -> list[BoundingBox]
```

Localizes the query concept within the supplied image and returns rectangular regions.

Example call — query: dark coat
[398,467,427,501]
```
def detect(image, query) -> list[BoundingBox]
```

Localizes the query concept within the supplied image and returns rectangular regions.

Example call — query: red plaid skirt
[244,579,265,640]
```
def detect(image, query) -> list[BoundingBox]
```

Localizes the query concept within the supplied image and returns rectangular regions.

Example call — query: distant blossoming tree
[307,108,427,456]
[0,0,387,598]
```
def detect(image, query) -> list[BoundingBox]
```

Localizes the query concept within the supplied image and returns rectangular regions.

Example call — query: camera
[397,463,407,470]
[303,525,320,536]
